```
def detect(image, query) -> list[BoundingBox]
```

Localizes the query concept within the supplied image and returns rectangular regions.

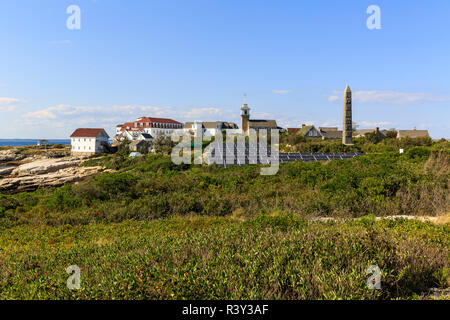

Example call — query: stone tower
[343,85,353,145]
[240,98,250,134]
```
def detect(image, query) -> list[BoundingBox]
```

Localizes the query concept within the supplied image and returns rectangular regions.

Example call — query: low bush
[0,216,447,299]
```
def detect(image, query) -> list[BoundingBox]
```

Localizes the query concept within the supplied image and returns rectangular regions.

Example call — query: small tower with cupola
[240,94,250,133]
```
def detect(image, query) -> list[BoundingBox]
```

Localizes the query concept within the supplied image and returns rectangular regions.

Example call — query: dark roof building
[320,129,343,140]
[287,125,322,137]
[248,119,279,131]
[397,129,430,139]
[240,99,279,133]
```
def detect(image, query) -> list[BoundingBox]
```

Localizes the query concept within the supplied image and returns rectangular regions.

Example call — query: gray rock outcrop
[0,149,25,162]
[0,157,104,193]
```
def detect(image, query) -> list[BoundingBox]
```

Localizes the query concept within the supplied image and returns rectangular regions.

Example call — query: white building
[184,121,239,137]
[115,117,184,139]
[114,130,153,143]
[70,128,110,155]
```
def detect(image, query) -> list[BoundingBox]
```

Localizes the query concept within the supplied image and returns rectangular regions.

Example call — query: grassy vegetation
[1,141,448,228]
[0,137,448,299]
[0,214,448,299]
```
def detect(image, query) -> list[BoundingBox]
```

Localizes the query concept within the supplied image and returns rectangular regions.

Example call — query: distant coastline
[0,139,71,147]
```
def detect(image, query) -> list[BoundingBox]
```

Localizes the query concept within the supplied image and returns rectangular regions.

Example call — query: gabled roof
[298,125,314,136]
[203,122,221,129]
[70,128,109,138]
[354,129,374,136]
[397,130,430,139]
[184,122,204,129]
[117,122,138,132]
[321,130,343,139]
[288,125,321,137]
[319,127,338,132]
[248,120,278,129]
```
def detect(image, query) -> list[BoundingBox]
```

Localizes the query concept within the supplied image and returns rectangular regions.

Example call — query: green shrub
[407,147,431,160]
[0,217,447,300]
[93,172,137,199]
[1,142,449,228]
[46,185,82,210]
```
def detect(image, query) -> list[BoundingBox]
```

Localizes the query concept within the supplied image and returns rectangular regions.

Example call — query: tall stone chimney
[343,85,353,145]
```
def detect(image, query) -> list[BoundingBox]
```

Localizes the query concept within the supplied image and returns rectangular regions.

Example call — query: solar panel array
[206,142,363,166]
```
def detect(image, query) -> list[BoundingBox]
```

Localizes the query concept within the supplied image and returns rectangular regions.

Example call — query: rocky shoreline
[0,148,105,193]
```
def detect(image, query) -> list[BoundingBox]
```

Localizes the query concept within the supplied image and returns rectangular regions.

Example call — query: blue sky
[0,0,449,138]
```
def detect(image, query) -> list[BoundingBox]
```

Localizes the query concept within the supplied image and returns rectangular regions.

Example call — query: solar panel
[204,142,363,166]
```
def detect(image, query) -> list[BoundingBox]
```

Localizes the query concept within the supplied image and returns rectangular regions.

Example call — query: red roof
[118,122,139,132]
[117,117,183,132]
[70,128,109,138]
[121,128,144,132]
[136,117,182,124]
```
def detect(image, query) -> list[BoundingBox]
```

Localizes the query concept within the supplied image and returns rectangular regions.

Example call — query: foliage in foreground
[1,147,448,228]
[0,215,448,300]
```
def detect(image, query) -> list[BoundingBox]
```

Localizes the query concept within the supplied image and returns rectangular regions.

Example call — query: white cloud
[23,109,57,119]
[360,121,393,128]
[0,98,20,112]
[19,104,237,134]
[328,90,450,105]
[272,90,291,95]
[328,96,339,102]
[0,97,20,105]
[0,106,17,112]
[274,116,316,129]
[320,120,339,127]
[22,104,176,125]
[180,107,227,119]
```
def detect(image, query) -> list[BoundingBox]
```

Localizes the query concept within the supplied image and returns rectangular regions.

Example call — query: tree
[364,132,382,144]
[385,130,398,139]
[152,133,175,155]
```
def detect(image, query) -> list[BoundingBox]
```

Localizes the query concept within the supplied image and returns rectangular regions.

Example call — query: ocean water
[0,139,71,147]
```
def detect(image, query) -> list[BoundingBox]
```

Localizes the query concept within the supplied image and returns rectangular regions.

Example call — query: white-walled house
[115,117,184,139]
[184,121,239,137]
[70,128,110,155]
